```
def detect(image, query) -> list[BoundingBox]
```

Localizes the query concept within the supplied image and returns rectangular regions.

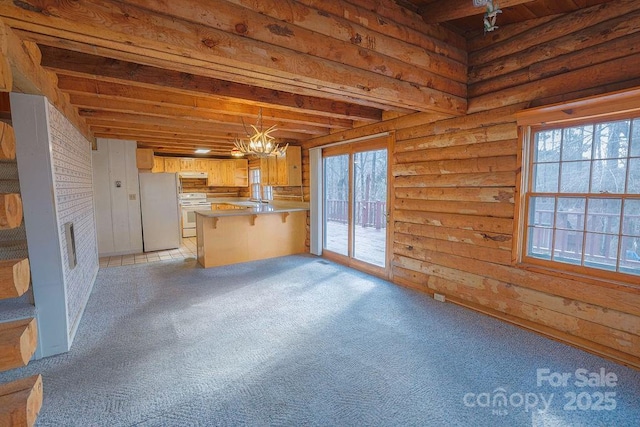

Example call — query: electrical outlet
[129,194,136,200]
[433,293,446,303]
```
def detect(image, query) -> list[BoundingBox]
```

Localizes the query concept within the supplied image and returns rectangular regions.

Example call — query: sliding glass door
[353,149,387,267]
[322,138,390,276]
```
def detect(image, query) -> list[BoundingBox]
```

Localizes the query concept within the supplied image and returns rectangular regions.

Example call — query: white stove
[179,193,210,237]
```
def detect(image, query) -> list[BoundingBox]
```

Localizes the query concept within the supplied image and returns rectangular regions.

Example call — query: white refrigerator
[139,172,181,252]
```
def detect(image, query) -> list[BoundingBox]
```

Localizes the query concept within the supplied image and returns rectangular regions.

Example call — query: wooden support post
[0,318,37,371]
[0,258,30,299]
[0,374,43,427]
[0,193,22,229]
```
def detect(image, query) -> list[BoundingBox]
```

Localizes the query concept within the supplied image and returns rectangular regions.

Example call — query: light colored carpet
[1,255,638,426]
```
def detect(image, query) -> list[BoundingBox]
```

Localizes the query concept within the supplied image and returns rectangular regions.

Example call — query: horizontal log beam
[40,46,382,123]
[0,374,43,427]
[0,258,30,299]
[0,21,93,142]
[69,95,329,136]
[0,193,22,229]
[56,75,354,130]
[2,0,466,114]
[0,318,37,371]
[82,112,309,141]
[125,0,467,92]
[0,121,15,159]
[419,0,535,23]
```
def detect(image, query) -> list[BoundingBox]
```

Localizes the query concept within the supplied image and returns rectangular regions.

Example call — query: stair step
[0,374,42,427]
[0,318,37,372]
[0,292,35,323]
[0,240,28,261]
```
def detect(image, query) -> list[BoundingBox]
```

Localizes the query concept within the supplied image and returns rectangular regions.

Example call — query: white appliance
[139,173,181,252]
[179,192,210,237]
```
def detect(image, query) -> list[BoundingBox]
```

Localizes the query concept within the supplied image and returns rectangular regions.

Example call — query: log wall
[305,2,640,369]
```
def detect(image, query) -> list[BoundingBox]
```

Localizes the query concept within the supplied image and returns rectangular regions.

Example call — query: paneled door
[322,136,390,277]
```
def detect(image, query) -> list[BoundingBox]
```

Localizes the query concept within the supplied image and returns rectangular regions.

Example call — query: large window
[523,117,640,280]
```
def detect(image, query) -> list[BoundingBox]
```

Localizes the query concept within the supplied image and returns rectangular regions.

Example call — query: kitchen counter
[195,201,309,218]
[195,201,309,268]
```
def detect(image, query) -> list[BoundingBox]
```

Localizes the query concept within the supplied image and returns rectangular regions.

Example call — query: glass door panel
[353,149,387,266]
[323,154,350,256]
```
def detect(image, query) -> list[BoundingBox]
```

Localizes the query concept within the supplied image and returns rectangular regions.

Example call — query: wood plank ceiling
[0,0,615,156]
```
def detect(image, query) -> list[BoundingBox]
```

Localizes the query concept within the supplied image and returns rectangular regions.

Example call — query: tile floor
[99,237,198,268]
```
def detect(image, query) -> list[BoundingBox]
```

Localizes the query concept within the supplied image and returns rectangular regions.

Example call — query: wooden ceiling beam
[126,0,466,93]
[80,111,311,140]
[68,94,330,136]
[419,0,536,23]
[39,46,383,123]
[0,21,93,142]
[20,30,408,115]
[56,75,356,130]
[1,0,465,114]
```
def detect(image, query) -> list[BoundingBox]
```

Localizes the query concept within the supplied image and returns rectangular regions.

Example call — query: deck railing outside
[326,199,387,229]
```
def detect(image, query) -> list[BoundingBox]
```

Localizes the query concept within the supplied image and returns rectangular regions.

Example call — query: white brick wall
[47,103,99,335]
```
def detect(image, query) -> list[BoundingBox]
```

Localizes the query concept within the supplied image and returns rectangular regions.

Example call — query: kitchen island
[195,201,309,268]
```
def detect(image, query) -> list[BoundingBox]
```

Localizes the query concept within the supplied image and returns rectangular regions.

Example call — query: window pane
[552,229,584,265]
[620,236,640,276]
[562,125,593,161]
[591,159,627,194]
[529,197,555,226]
[535,129,561,162]
[533,163,559,192]
[587,198,621,233]
[556,198,585,230]
[593,120,630,159]
[623,200,640,236]
[528,227,552,259]
[628,158,640,194]
[560,161,590,193]
[324,155,349,256]
[632,118,640,157]
[584,233,618,271]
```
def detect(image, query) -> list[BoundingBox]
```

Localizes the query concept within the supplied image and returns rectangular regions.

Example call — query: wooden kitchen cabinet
[260,146,301,186]
[152,156,165,173]
[207,159,248,187]
[194,158,209,172]
[136,148,154,170]
[163,157,181,173]
[233,159,249,186]
[180,158,195,171]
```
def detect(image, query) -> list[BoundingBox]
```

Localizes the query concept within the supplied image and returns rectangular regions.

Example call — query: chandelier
[473,0,502,33]
[232,109,288,158]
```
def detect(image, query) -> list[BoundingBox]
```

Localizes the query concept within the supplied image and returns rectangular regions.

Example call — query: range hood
[178,171,208,179]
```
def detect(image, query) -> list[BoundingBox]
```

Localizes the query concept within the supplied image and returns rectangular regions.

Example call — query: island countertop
[195,201,309,218]
[195,200,308,268]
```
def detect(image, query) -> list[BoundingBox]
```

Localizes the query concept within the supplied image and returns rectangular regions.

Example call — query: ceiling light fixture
[481,0,502,33]
[195,148,210,154]
[233,108,288,158]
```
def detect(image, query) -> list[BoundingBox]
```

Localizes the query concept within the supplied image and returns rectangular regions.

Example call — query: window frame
[515,88,640,288]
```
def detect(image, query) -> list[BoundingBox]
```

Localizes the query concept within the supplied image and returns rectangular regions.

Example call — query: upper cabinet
[136,154,249,187]
[207,159,248,187]
[152,156,165,173]
[135,148,154,170]
[163,157,181,173]
[260,146,301,186]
